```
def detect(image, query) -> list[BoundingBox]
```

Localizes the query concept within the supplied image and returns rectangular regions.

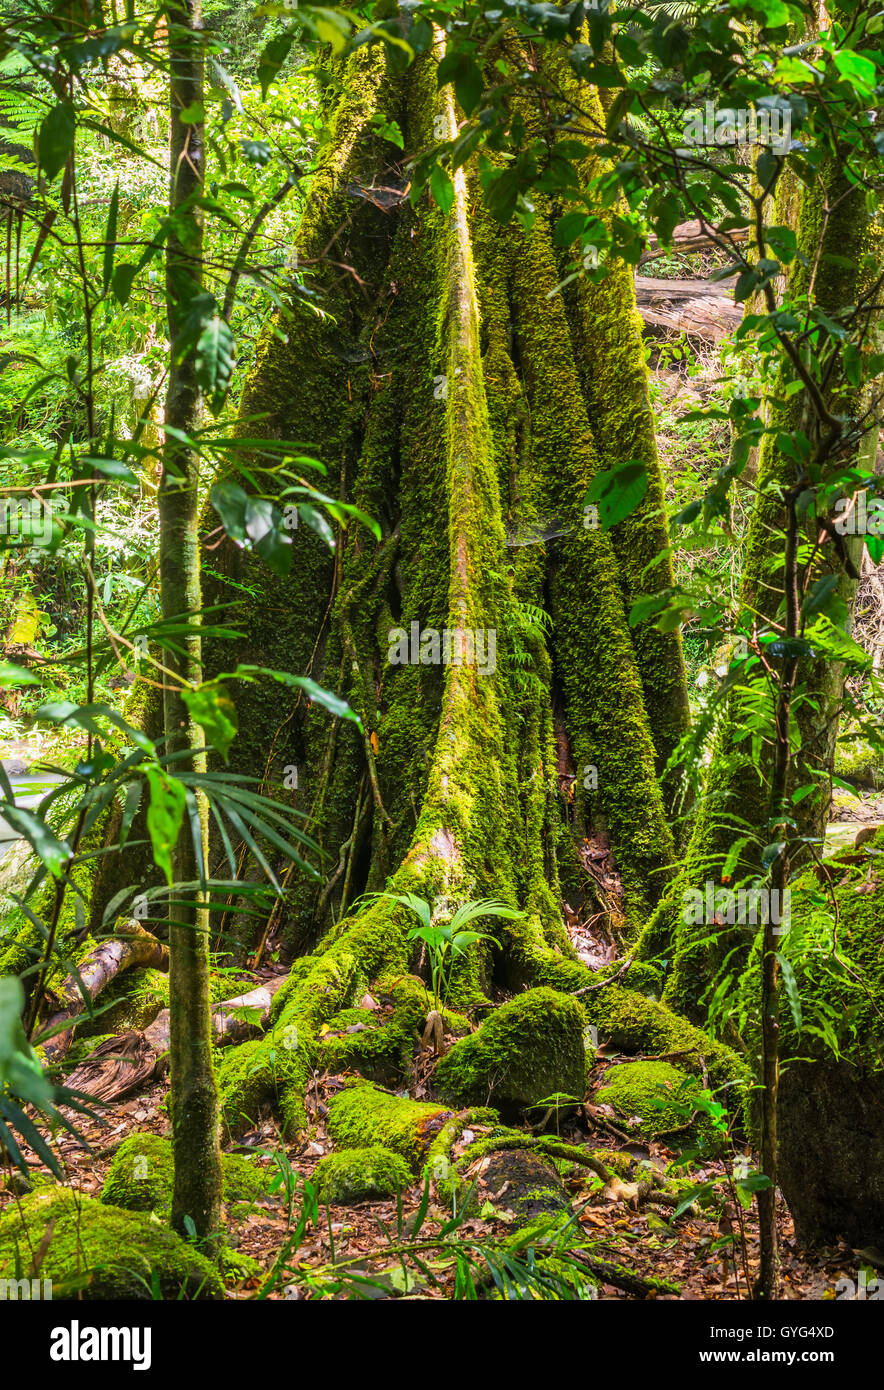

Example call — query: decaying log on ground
[639,219,749,265]
[39,920,169,1064]
[635,275,743,341]
[61,986,271,1103]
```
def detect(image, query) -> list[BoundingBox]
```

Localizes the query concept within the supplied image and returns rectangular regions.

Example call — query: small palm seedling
[370,893,524,1013]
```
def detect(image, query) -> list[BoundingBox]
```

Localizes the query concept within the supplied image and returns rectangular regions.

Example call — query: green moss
[326,1080,452,1172]
[316,974,430,1084]
[471,1146,570,1226]
[220,1245,261,1285]
[596,1059,718,1147]
[217,1035,311,1140]
[470,193,678,933]
[588,982,745,1102]
[432,987,585,1113]
[100,1133,271,1218]
[834,729,883,788]
[314,1145,412,1204]
[557,89,690,792]
[0,1190,223,1299]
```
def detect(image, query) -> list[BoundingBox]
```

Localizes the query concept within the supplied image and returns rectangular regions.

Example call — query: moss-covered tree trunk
[198,43,745,1154]
[162,0,222,1248]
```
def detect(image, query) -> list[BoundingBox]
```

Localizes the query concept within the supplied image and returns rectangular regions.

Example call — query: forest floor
[0,1048,865,1301]
[1,707,879,1300]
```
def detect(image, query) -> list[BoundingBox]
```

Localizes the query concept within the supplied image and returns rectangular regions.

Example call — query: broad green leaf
[259,33,296,100]
[0,806,71,877]
[145,766,187,886]
[182,683,238,761]
[0,662,39,686]
[585,460,648,531]
[195,315,236,414]
[37,102,75,181]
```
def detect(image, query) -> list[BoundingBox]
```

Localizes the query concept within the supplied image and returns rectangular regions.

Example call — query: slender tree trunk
[649,160,876,1022]
[162,0,222,1249]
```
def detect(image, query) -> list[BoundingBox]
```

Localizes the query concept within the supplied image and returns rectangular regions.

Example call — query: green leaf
[761,840,786,869]
[429,163,454,216]
[867,535,884,565]
[833,49,877,94]
[182,683,238,761]
[1,806,72,877]
[195,316,236,414]
[802,573,839,618]
[437,51,483,116]
[298,504,335,549]
[554,210,589,247]
[629,593,670,627]
[145,766,187,887]
[217,665,364,729]
[211,480,248,542]
[585,460,648,531]
[313,8,351,54]
[776,952,802,1031]
[0,661,39,686]
[112,263,138,306]
[258,32,296,99]
[37,102,75,181]
[102,184,119,294]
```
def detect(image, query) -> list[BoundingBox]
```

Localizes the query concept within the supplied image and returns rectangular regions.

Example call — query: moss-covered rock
[326,1081,452,1172]
[432,987,585,1114]
[100,1133,270,1219]
[314,1145,412,1204]
[220,1245,262,1285]
[0,1190,223,1299]
[217,1033,312,1140]
[587,983,746,1100]
[473,1147,570,1225]
[316,975,433,1085]
[834,727,883,789]
[595,1059,718,1148]
[771,834,884,1246]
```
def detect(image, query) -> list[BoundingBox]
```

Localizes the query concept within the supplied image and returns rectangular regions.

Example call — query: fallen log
[639,218,749,265]
[634,274,743,342]
[61,986,272,1104]
[38,920,169,1064]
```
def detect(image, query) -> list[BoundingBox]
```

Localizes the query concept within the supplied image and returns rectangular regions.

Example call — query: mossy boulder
[100,1133,270,1218]
[432,987,585,1114]
[326,1081,452,1172]
[316,976,430,1085]
[473,1148,570,1226]
[0,1190,223,1299]
[774,836,884,1246]
[587,983,745,1097]
[834,729,883,789]
[314,1145,412,1204]
[595,1059,718,1148]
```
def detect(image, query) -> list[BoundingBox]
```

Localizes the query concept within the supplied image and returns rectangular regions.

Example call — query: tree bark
[161,0,222,1251]
[198,45,743,1153]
